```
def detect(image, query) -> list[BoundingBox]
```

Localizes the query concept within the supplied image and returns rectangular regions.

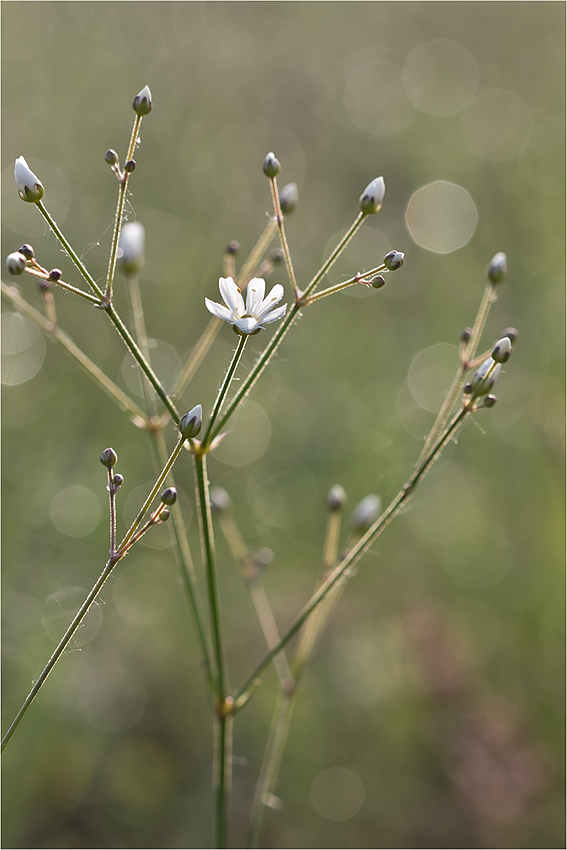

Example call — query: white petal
[259,304,287,326]
[205,298,234,323]
[234,316,261,334]
[245,277,266,316]
[219,277,244,316]
[256,284,284,320]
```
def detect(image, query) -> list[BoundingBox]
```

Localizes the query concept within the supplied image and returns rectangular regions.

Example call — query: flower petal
[205,298,234,323]
[259,304,287,326]
[256,284,284,320]
[219,277,244,316]
[234,316,261,334]
[245,277,266,316]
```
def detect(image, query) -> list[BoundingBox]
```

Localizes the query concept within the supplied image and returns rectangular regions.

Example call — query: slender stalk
[214,713,233,848]
[269,176,300,300]
[303,263,387,305]
[194,453,226,702]
[302,211,366,300]
[22,267,101,303]
[1,282,149,426]
[104,115,142,303]
[34,202,180,422]
[108,468,117,557]
[233,400,476,708]
[416,282,497,466]
[127,274,158,415]
[202,333,248,447]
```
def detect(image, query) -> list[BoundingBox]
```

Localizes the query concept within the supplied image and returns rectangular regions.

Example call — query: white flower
[14,156,44,203]
[205,277,287,335]
[117,222,145,275]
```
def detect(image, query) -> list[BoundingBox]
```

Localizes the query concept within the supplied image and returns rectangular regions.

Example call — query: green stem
[302,212,366,300]
[194,453,226,702]
[23,267,101,303]
[233,401,474,708]
[1,281,149,426]
[104,115,142,303]
[303,263,387,305]
[127,274,157,416]
[269,176,300,299]
[214,713,232,848]
[202,333,248,447]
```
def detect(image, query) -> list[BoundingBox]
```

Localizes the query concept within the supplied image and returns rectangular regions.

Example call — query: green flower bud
[18,244,34,260]
[483,394,497,408]
[491,336,512,364]
[160,487,178,506]
[486,252,507,285]
[112,473,124,488]
[383,250,404,271]
[225,241,240,256]
[350,494,381,533]
[105,149,119,165]
[279,182,299,215]
[124,159,136,174]
[160,509,171,522]
[469,357,501,396]
[133,85,152,116]
[179,404,202,440]
[14,156,44,203]
[502,327,519,343]
[100,447,118,468]
[371,275,386,289]
[359,176,385,214]
[48,269,62,282]
[327,484,347,512]
[460,327,472,344]
[6,252,27,275]
[263,152,281,178]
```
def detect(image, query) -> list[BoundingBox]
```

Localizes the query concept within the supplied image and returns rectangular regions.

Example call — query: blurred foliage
[2,2,565,848]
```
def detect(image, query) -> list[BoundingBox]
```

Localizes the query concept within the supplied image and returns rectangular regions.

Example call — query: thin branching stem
[22,266,101,303]
[302,211,366,300]
[269,176,300,300]
[303,263,387,305]
[202,333,248,447]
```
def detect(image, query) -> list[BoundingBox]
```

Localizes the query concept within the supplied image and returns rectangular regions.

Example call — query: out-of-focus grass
[2,3,564,848]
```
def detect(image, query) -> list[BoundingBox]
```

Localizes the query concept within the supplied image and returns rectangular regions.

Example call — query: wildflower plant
[2,86,517,848]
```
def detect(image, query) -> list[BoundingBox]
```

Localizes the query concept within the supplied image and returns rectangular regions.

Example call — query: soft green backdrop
[2,3,564,848]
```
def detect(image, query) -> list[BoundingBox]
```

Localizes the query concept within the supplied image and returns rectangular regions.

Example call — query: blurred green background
[2,3,564,848]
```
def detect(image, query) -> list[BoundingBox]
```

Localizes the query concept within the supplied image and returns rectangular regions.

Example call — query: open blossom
[205,277,287,335]
[14,156,44,203]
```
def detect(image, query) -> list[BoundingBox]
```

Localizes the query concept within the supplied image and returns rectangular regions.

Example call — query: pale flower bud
[117,222,145,275]
[263,152,280,178]
[491,336,512,364]
[6,252,27,275]
[327,485,347,512]
[350,494,381,533]
[14,156,44,203]
[469,357,501,396]
[179,405,202,440]
[359,176,385,214]
[133,85,152,116]
[486,252,507,285]
[279,182,299,215]
[383,250,404,271]
[210,486,232,515]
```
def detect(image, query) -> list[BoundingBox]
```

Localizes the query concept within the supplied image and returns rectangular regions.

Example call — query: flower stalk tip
[14,156,44,203]
[179,405,203,440]
[359,176,385,214]
[133,85,152,116]
[263,152,281,178]
[486,252,507,285]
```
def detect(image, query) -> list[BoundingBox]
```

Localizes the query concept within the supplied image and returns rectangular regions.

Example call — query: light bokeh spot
[403,40,479,116]
[406,182,477,253]
[408,343,458,411]
[120,340,180,398]
[344,61,414,135]
[213,401,271,466]
[1,312,46,386]
[79,665,147,732]
[462,90,533,161]
[50,486,101,538]
[311,767,365,821]
[520,123,566,195]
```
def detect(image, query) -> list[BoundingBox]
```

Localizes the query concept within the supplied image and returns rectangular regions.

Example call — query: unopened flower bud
[6,252,27,275]
[210,486,232,515]
[113,473,124,488]
[492,336,512,364]
[105,149,119,165]
[117,222,145,275]
[225,241,240,256]
[350,494,381,533]
[132,85,152,116]
[469,357,501,396]
[460,327,472,344]
[371,275,386,289]
[327,485,347,512]
[383,250,404,271]
[160,509,171,522]
[100,447,118,468]
[124,159,136,174]
[502,327,519,343]
[359,176,385,215]
[179,404,202,440]
[263,152,280,178]
[486,252,507,285]
[279,182,299,215]
[19,244,34,260]
[483,394,497,408]
[48,268,62,282]
[269,247,284,265]
[160,487,177,506]
[14,156,44,203]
